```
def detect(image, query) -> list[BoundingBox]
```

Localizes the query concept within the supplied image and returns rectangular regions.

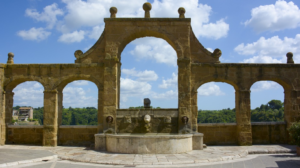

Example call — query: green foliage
[33,107,44,125]
[62,107,97,125]
[288,121,300,146]
[197,99,285,123]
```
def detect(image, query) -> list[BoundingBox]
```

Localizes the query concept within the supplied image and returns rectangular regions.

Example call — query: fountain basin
[95,133,202,154]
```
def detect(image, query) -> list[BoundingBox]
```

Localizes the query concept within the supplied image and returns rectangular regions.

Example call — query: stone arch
[194,78,239,93]
[55,75,102,92]
[4,77,46,91]
[116,29,183,60]
[249,77,291,92]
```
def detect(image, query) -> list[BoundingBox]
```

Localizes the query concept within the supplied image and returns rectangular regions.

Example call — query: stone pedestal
[95,133,204,154]
[95,133,106,151]
[192,133,203,150]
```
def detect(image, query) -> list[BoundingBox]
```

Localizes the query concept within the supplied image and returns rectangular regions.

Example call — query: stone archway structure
[0,3,299,147]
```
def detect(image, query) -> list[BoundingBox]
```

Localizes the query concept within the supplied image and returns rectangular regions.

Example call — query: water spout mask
[144,114,151,123]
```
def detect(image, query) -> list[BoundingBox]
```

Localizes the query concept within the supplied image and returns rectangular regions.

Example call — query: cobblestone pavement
[0,145,297,167]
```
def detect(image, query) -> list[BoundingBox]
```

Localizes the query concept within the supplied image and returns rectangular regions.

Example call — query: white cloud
[71,80,89,86]
[88,25,104,40]
[55,0,228,40]
[63,86,97,107]
[150,0,229,39]
[251,81,281,92]
[235,34,300,63]
[159,73,177,89]
[244,0,300,32]
[26,3,64,29]
[58,30,85,43]
[129,38,177,66]
[206,48,213,52]
[13,82,44,107]
[120,78,152,102]
[152,90,178,99]
[17,27,51,41]
[122,68,158,81]
[198,82,225,96]
[196,19,229,40]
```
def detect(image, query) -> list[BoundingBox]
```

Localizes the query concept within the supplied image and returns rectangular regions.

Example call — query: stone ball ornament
[286,52,294,64]
[74,50,83,59]
[212,48,222,58]
[106,116,113,124]
[7,52,14,64]
[143,2,152,11]
[110,7,118,18]
[178,7,185,18]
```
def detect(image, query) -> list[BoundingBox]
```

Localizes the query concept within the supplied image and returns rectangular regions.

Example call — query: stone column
[57,90,63,126]
[191,90,198,132]
[5,91,14,125]
[97,89,104,133]
[43,90,58,146]
[0,91,6,145]
[177,58,192,132]
[102,57,119,133]
[284,89,300,128]
[235,90,252,145]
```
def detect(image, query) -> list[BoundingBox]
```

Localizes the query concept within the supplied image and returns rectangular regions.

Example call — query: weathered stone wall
[252,122,288,144]
[58,126,97,146]
[198,122,288,145]
[6,125,43,145]
[198,123,237,145]
[116,109,178,133]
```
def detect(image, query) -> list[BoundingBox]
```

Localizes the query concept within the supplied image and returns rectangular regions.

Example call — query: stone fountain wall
[116,109,178,133]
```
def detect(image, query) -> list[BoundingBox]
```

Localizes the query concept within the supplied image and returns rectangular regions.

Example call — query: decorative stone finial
[144,98,151,108]
[110,7,117,18]
[7,52,14,64]
[143,2,152,18]
[286,52,294,64]
[178,7,185,18]
[212,48,222,58]
[74,50,83,59]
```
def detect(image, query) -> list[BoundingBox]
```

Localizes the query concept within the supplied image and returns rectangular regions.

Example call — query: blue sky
[1,0,299,110]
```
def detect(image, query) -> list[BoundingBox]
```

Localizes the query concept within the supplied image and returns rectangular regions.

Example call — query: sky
[1,0,299,110]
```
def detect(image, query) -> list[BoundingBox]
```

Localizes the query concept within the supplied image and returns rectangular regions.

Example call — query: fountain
[95,98,203,154]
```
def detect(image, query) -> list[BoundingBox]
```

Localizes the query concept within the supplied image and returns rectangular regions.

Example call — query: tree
[268,100,283,110]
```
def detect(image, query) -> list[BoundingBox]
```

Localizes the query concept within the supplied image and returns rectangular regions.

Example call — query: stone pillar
[0,91,6,145]
[102,57,119,133]
[5,91,14,125]
[284,89,300,128]
[57,90,63,126]
[43,90,58,146]
[177,58,192,132]
[97,89,104,133]
[235,90,252,145]
[191,90,198,132]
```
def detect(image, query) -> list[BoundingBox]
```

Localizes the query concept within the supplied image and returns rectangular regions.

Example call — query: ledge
[104,18,190,22]
[198,123,237,126]
[59,125,98,128]
[7,125,43,128]
[4,63,103,68]
[192,63,300,68]
[251,122,286,125]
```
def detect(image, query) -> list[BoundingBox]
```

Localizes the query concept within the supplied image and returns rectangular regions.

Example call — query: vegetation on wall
[197,100,284,123]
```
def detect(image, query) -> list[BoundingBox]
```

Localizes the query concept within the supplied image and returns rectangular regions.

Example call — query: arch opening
[11,81,44,125]
[120,37,178,109]
[197,82,236,123]
[250,81,284,122]
[61,80,98,125]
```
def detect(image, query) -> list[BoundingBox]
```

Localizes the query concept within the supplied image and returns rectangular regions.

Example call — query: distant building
[18,107,33,121]
[12,110,18,120]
